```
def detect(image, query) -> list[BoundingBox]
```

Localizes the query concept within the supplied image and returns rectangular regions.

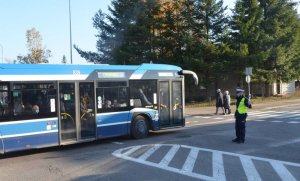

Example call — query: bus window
[129,80,157,109]
[96,82,128,112]
[0,83,11,121]
[12,83,57,120]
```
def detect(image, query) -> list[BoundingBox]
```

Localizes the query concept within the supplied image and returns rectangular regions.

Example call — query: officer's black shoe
[237,140,245,144]
[232,138,239,142]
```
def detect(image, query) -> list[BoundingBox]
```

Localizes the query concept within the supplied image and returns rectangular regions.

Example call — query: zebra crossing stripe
[138,144,161,161]
[123,145,143,156]
[240,157,262,181]
[271,162,297,181]
[159,145,180,167]
[214,117,223,120]
[276,114,300,118]
[212,151,226,181]
[292,117,300,120]
[181,148,199,173]
[271,120,283,123]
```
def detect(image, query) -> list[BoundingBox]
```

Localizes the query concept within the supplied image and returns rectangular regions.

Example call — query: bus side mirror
[178,70,198,86]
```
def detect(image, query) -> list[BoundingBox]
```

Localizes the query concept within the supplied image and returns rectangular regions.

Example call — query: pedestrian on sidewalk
[215,89,225,115]
[223,90,231,114]
[232,88,252,144]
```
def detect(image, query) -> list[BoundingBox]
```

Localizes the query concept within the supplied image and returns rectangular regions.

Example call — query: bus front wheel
[131,115,149,139]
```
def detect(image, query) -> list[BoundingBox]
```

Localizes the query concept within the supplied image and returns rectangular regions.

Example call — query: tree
[17,28,51,64]
[229,0,264,81]
[229,0,300,96]
[259,0,300,83]
[61,55,67,64]
[75,0,161,64]
[187,0,229,90]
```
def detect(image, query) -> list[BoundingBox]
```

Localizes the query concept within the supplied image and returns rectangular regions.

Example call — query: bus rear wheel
[131,115,149,139]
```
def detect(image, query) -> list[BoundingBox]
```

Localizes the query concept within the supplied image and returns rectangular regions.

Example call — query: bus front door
[159,81,184,127]
[171,81,183,126]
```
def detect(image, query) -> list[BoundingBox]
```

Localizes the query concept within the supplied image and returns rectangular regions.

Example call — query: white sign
[246,75,251,83]
[50,99,56,112]
[246,67,252,75]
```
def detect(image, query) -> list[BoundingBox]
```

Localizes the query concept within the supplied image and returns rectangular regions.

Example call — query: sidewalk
[185,97,300,116]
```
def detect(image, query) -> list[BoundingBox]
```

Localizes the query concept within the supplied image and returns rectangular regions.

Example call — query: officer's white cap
[236,88,244,93]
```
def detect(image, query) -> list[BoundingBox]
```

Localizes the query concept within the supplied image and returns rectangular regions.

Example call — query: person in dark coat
[215,89,225,115]
[223,90,231,114]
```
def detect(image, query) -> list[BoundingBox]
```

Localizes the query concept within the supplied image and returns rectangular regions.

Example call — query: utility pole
[69,0,73,64]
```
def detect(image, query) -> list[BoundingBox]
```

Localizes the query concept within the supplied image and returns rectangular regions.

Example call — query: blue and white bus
[0,63,198,154]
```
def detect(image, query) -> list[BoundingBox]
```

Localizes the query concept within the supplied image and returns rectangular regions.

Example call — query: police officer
[232,88,252,143]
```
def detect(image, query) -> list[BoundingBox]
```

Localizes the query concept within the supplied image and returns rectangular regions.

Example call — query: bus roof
[0,63,182,81]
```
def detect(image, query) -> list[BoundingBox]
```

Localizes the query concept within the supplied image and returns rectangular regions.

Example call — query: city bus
[0,63,198,154]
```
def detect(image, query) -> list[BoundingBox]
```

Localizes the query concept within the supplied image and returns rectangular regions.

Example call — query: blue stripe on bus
[97,124,129,138]
[96,111,130,137]
[3,132,59,153]
[0,118,58,137]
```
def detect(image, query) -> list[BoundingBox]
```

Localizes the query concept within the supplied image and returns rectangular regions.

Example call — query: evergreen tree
[191,0,229,89]
[259,0,300,83]
[75,0,161,64]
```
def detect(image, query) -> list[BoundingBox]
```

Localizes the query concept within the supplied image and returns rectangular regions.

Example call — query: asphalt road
[1,98,300,181]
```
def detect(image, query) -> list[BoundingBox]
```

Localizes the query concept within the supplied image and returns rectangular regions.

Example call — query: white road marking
[276,114,300,119]
[138,144,161,161]
[240,157,262,181]
[194,116,202,118]
[212,151,226,181]
[113,144,300,181]
[122,145,142,156]
[291,117,300,120]
[271,162,297,181]
[185,119,234,127]
[253,120,266,122]
[159,145,180,167]
[182,148,199,173]
[268,138,300,148]
[186,110,300,127]
[270,120,283,123]
[214,117,224,120]
[112,142,124,145]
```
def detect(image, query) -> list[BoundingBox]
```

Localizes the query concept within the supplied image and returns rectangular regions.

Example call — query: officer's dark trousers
[235,113,247,141]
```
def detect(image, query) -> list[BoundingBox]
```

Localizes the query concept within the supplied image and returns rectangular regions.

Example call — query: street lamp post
[69,0,73,64]
[0,44,3,63]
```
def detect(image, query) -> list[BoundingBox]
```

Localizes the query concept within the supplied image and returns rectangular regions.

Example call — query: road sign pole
[246,75,251,100]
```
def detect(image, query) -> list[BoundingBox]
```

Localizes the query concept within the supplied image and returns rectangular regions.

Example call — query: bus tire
[131,115,148,139]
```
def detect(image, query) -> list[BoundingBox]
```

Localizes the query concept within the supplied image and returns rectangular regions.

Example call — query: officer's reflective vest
[237,98,247,114]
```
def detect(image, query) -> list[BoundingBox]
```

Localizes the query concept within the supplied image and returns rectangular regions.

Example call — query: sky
[0,0,299,64]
